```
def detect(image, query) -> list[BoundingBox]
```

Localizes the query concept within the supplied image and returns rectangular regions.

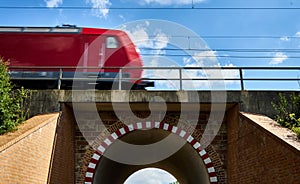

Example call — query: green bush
[0,58,29,134]
[292,127,300,138]
[272,93,300,138]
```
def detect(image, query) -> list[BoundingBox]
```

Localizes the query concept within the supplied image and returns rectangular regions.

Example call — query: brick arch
[84,121,219,184]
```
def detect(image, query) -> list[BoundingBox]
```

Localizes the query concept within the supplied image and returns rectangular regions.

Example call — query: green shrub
[272,93,300,138]
[292,127,300,138]
[0,58,29,134]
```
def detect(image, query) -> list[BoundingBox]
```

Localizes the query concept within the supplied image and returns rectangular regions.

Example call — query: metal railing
[8,66,300,90]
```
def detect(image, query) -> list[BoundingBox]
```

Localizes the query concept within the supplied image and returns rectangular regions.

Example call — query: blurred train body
[0,25,153,89]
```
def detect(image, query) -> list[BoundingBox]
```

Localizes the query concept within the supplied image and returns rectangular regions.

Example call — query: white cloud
[120,21,238,90]
[184,52,240,88]
[55,9,67,25]
[139,0,206,5]
[144,48,240,90]
[124,168,177,184]
[192,50,218,66]
[269,52,288,65]
[121,22,169,53]
[183,57,192,64]
[280,36,290,42]
[118,14,126,21]
[222,63,239,77]
[294,31,300,48]
[147,51,239,90]
[145,20,150,26]
[44,0,63,8]
[121,22,177,89]
[154,32,169,50]
[123,24,151,48]
[86,0,112,18]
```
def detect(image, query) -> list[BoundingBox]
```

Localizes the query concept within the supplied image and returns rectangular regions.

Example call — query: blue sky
[0,0,300,90]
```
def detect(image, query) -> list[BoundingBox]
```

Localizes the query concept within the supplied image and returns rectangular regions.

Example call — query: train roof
[0,25,123,35]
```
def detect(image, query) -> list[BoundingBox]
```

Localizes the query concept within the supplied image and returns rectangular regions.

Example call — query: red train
[0,25,153,89]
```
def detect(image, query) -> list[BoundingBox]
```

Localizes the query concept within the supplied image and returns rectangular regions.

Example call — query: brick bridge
[0,90,300,183]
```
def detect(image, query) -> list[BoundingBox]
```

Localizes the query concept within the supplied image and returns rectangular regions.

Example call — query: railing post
[179,68,183,90]
[239,68,244,90]
[58,68,62,90]
[118,68,122,90]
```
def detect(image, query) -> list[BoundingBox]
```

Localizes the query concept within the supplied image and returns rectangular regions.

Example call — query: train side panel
[0,27,153,89]
[0,33,84,67]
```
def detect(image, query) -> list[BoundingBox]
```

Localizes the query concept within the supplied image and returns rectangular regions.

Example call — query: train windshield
[106,36,118,49]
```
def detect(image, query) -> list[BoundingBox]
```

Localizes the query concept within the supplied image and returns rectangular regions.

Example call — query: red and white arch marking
[84,122,218,184]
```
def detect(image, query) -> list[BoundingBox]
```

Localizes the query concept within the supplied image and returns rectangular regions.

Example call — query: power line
[181,36,300,39]
[140,53,300,59]
[148,35,300,39]
[140,48,300,53]
[1,6,300,10]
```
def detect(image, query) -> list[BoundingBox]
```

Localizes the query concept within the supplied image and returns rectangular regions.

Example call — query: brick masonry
[48,104,75,184]
[0,113,59,184]
[227,107,300,183]
[84,122,220,184]
[2,95,299,183]
[71,106,228,184]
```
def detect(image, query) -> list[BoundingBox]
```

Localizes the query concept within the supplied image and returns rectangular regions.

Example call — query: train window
[51,28,80,32]
[106,36,118,48]
[23,28,51,32]
[0,27,22,32]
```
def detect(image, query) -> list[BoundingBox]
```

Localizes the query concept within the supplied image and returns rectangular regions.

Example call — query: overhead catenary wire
[140,48,300,53]
[149,35,300,39]
[137,34,300,57]
[1,4,300,61]
[1,6,300,10]
[140,53,300,59]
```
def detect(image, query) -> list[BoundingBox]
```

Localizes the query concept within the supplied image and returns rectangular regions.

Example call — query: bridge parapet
[28,90,299,118]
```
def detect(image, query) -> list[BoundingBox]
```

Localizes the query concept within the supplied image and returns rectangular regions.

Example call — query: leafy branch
[0,58,30,134]
[272,93,300,138]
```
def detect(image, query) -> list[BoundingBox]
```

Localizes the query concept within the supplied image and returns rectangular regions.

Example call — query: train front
[98,28,154,89]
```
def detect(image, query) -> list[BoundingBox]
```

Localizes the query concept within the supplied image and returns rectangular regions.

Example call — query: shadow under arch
[83,122,222,184]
